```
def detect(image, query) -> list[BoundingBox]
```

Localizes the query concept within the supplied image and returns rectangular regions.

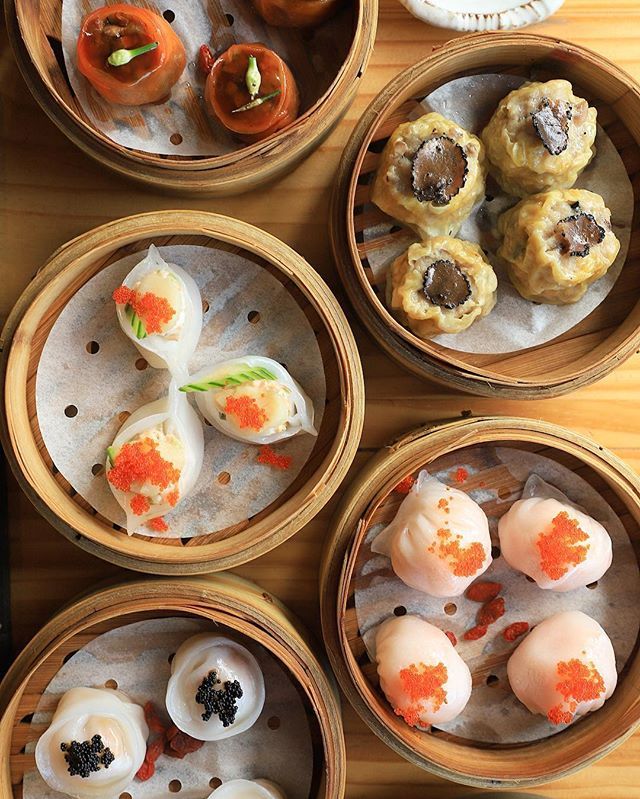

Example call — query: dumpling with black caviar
[372,112,486,239]
[498,189,620,304]
[387,237,497,337]
[482,79,597,196]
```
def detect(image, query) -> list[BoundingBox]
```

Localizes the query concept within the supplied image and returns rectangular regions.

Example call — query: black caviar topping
[422,259,472,309]
[555,211,605,257]
[411,136,468,206]
[195,670,243,727]
[60,734,115,779]
[531,97,573,155]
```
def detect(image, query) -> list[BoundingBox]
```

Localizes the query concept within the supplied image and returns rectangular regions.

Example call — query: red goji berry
[136,759,155,781]
[144,700,167,735]
[503,621,530,642]
[463,624,488,641]
[466,581,502,602]
[478,596,505,626]
[445,630,457,647]
[453,466,469,484]
[394,474,415,495]
[166,730,204,757]
[198,44,215,76]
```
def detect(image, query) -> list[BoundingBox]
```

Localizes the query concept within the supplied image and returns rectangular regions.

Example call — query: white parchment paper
[363,74,634,354]
[355,446,640,744]
[35,245,325,538]
[23,618,314,799]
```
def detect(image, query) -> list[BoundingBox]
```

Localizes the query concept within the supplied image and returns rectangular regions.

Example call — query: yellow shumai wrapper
[372,112,486,239]
[498,189,620,305]
[387,236,498,338]
[482,79,597,197]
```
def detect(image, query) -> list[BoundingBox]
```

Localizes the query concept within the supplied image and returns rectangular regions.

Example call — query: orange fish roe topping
[394,705,423,727]
[427,528,486,577]
[112,285,176,335]
[536,511,590,581]
[394,475,416,494]
[149,516,169,532]
[166,489,180,508]
[547,658,605,725]
[107,438,180,495]
[130,494,150,516]
[437,498,450,514]
[224,395,267,431]
[257,445,292,470]
[453,467,469,484]
[398,661,448,717]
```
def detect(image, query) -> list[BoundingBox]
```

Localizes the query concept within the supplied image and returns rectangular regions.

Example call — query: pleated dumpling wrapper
[166,634,265,741]
[180,356,317,445]
[372,471,492,597]
[208,779,286,799]
[498,496,612,591]
[105,383,204,535]
[35,687,148,799]
[507,610,617,726]
[375,615,472,727]
[113,244,202,375]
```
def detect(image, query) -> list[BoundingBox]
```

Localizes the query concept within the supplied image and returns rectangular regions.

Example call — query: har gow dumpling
[208,780,286,799]
[498,496,612,591]
[372,471,492,597]
[105,383,204,534]
[507,610,617,725]
[180,356,316,444]
[35,687,148,799]
[166,634,265,741]
[113,244,202,376]
[375,615,472,727]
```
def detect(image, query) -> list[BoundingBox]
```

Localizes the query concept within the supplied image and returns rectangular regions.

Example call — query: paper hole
[202,299,210,313]
[209,778,222,790]
[444,602,457,616]
[105,679,118,690]
[120,794,132,799]
[20,713,34,724]
[217,471,231,485]
[267,715,280,730]
[169,780,182,793]
[63,650,79,664]
[247,310,260,324]
[491,545,501,559]
[525,575,536,583]
[135,357,148,371]
[486,674,499,687]
[587,581,599,589]
[393,605,407,617]
[163,9,175,22]
[225,12,234,24]
[64,405,78,418]
[118,411,131,423]
[170,133,183,145]
[91,463,104,476]
[86,341,100,354]
[180,537,190,546]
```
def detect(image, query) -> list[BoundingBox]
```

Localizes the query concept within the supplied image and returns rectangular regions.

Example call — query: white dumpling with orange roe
[372,471,492,597]
[180,356,316,445]
[207,779,286,799]
[498,496,612,591]
[113,245,203,376]
[105,382,204,535]
[375,615,472,728]
[507,611,617,726]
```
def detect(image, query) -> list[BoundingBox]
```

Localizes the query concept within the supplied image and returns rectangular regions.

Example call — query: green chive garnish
[246,55,261,100]
[106,446,116,466]
[232,90,281,114]
[107,41,159,68]
[125,305,147,340]
[179,365,277,393]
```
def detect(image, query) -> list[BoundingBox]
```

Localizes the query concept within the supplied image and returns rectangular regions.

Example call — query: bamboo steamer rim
[319,415,640,787]
[0,210,365,574]
[5,0,378,194]
[0,573,347,798]
[329,31,640,399]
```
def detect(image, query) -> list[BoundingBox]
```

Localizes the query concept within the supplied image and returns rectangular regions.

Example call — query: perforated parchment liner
[61,0,353,156]
[23,618,314,799]
[354,446,640,744]
[362,74,634,354]
[35,245,326,539]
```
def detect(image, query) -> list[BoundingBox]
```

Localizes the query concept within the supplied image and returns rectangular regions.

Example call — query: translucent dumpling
[166,634,265,741]
[105,383,204,535]
[375,615,472,727]
[208,780,286,799]
[113,244,202,376]
[180,356,316,445]
[507,610,617,725]
[35,687,148,799]
[498,496,612,591]
[372,471,492,597]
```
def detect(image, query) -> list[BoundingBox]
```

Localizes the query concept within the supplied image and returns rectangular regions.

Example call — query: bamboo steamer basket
[5,0,377,195]
[0,210,365,574]
[0,573,346,798]
[330,32,640,399]
[320,416,640,787]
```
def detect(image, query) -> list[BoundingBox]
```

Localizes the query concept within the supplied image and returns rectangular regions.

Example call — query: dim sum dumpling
[372,112,486,239]
[35,687,148,799]
[375,615,472,727]
[105,383,204,534]
[166,634,265,741]
[497,189,620,304]
[372,471,492,596]
[498,495,612,591]
[482,79,597,196]
[181,356,316,444]
[387,237,497,337]
[113,245,202,376]
[208,780,286,799]
[507,610,617,725]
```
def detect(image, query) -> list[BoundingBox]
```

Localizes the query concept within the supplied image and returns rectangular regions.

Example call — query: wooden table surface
[1,0,639,796]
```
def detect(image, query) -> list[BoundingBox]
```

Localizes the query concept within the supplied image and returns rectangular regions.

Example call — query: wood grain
[2,0,640,796]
